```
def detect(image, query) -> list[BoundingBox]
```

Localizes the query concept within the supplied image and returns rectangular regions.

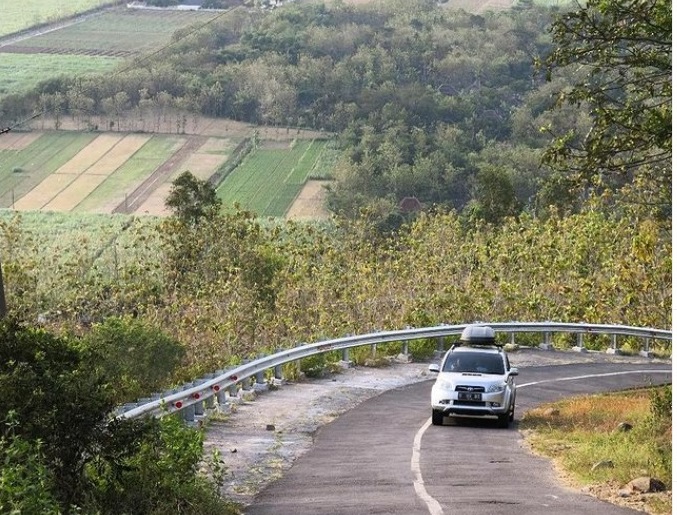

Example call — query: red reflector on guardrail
[174,401,183,409]
[212,385,220,392]
[229,375,238,381]
[192,393,200,399]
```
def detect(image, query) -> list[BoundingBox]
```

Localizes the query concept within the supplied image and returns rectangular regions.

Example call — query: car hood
[435,371,506,385]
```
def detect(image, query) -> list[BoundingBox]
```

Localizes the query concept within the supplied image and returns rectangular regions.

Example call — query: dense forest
[0,0,670,512]
[2,0,669,222]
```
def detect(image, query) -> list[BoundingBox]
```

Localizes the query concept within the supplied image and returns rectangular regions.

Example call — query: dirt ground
[285,180,332,221]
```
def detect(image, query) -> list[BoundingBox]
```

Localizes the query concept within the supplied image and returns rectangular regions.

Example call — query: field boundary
[113,135,207,214]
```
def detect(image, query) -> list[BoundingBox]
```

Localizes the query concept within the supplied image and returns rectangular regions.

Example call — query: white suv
[429,325,518,428]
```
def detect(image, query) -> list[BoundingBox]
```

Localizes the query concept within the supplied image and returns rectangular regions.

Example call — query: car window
[443,352,505,374]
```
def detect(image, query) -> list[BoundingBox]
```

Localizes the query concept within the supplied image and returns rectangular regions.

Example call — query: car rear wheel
[432,409,444,426]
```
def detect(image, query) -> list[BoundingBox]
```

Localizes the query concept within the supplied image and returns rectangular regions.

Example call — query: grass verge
[520,385,672,515]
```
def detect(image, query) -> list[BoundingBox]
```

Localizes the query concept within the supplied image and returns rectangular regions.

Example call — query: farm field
[216,139,334,217]
[0,131,236,215]
[2,9,221,56]
[0,0,113,37]
[0,7,221,100]
[0,53,120,98]
[0,128,335,219]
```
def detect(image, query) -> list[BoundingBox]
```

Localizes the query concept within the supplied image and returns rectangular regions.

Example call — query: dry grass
[521,388,672,515]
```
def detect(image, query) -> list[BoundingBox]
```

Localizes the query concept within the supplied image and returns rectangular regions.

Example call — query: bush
[81,316,185,403]
[0,429,60,514]
[0,319,237,514]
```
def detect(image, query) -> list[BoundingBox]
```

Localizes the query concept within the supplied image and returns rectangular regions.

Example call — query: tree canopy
[540,0,671,216]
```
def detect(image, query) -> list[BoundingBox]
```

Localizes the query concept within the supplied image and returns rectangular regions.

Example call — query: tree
[165,171,222,225]
[0,318,236,514]
[540,0,671,211]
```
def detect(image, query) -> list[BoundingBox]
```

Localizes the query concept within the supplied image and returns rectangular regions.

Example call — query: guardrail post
[397,341,412,362]
[216,387,227,406]
[189,380,205,417]
[340,348,353,367]
[510,333,516,346]
[226,383,242,406]
[254,355,269,392]
[573,333,587,353]
[639,337,654,358]
[433,337,445,360]
[182,403,196,423]
[606,334,620,355]
[539,332,553,350]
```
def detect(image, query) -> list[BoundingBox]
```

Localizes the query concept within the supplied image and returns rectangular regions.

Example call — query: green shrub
[0,429,60,514]
[81,316,185,403]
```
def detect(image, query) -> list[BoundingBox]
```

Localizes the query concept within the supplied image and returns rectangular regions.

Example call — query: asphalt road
[245,362,672,515]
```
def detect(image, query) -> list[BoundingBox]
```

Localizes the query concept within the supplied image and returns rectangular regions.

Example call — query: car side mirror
[428,363,440,373]
[509,368,519,376]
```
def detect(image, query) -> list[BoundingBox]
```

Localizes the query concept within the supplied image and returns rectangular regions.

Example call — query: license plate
[458,392,482,401]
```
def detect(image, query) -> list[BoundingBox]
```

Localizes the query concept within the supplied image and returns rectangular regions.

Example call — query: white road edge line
[412,418,444,515]
[411,369,672,514]
[516,369,672,389]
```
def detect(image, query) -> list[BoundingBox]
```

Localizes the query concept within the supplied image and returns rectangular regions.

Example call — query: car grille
[454,400,486,407]
[455,385,486,393]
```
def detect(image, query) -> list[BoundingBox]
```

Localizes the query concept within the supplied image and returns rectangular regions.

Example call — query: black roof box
[459,324,499,345]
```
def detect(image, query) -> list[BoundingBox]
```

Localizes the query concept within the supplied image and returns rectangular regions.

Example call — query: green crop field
[0,53,120,99]
[7,9,221,55]
[0,7,221,100]
[0,0,113,37]
[216,139,333,217]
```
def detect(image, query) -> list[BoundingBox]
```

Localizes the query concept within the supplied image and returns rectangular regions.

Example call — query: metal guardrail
[118,322,672,421]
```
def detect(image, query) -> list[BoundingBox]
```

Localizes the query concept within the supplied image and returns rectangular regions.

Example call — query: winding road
[243,362,671,514]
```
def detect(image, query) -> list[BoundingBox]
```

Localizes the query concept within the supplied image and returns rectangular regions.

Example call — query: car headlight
[486,382,506,393]
[435,380,456,391]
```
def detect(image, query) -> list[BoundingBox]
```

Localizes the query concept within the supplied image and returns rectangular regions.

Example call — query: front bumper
[432,390,511,417]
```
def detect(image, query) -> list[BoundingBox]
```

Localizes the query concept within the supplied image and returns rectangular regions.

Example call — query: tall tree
[540,0,671,212]
[165,171,222,225]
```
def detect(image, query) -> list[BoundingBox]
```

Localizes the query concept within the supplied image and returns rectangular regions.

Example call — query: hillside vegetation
[0,207,670,377]
[2,1,669,222]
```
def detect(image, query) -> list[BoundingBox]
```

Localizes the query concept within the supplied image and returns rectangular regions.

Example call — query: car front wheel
[497,412,510,428]
[432,409,444,426]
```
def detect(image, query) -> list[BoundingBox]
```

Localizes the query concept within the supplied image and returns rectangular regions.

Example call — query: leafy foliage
[0,319,238,513]
[166,171,222,226]
[540,0,671,215]
[80,316,185,403]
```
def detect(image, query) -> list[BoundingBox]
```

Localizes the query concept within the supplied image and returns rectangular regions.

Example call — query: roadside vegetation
[522,385,672,514]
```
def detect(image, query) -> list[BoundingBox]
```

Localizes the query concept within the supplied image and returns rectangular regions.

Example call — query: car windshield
[443,352,505,375]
